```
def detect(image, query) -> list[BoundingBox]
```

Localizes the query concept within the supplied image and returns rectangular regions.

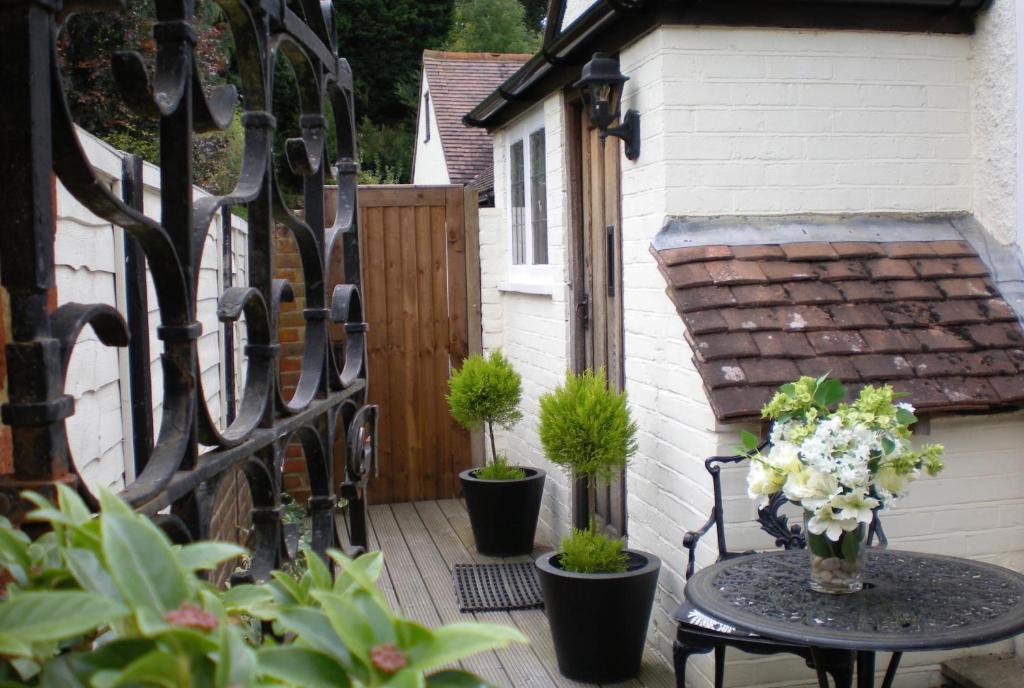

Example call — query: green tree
[447,350,523,468]
[538,369,638,531]
[448,0,541,53]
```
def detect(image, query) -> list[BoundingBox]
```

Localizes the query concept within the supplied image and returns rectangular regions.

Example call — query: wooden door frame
[564,92,627,535]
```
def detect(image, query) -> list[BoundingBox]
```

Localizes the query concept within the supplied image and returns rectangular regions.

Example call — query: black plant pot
[536,549,660,683]
[459,467,545,556]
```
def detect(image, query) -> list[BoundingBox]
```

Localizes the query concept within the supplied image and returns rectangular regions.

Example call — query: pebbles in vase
[810,555,862,585]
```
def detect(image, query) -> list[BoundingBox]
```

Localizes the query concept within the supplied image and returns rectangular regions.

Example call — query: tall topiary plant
[447,350,524,479]
[539,369,638,529]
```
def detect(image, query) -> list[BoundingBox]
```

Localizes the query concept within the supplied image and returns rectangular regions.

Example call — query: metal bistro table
[684,549,1024,688]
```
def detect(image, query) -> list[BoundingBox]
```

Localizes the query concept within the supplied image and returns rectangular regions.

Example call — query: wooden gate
[358,186,482,503]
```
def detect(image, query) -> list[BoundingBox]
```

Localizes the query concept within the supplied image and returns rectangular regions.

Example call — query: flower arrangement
[743,375,944,592]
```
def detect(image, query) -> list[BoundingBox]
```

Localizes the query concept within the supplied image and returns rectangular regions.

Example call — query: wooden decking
[365,500,675,688]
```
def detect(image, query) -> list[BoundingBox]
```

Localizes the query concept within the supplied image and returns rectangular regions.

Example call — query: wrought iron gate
[0,0,375,579]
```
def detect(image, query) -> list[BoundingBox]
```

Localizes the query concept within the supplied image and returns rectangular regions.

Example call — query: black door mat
[453,562,545,612]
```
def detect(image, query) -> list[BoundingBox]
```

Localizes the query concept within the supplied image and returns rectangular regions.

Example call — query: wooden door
[358,186,481,503]
[572,105,626,537]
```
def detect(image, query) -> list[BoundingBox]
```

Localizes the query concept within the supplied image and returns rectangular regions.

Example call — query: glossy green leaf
[55,484,91,526]
[303,548,332,591]
[0,591,127,642]
[385,669,426,688]
[63,547,122,600]
[813,378,845,408]
[257,646,351,688]
[895,407,917,426]
[328,549,386,605]
[220,584,275,614]
[406,623,526,672]
[270,570,306,604]
[0,633,31,658]
[39,640,155,688]
[806,531,832,559]
[271,606,352,666]
[90,648,180,688]
[425,670,497,688]
[841,527,863,561]
[215,622,257,688]
[315,590,376,657]
[98,488,189,613]
[739,430,759,452]
[0,519,31,571]
[176,542,247,572]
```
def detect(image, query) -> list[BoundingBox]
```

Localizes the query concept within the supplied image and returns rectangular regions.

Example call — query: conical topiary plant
[538,368,638,570]
[447,349,524,479]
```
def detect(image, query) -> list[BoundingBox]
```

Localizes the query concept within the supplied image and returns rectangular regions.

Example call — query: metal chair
[673,444,899,688]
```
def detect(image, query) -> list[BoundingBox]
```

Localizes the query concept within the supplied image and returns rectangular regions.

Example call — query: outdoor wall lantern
[575,52,640,160]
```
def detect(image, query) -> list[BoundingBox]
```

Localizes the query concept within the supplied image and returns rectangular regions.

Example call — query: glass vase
[804,511,867,594]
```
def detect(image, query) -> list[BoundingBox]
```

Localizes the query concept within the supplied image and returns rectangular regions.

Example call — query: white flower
[747,461,785,506]
[874,465,908,498]
[783,469,839,510]
[897,402,915,414]
[829,491,880,524]
[765,442,802,474]
[806,507,859,542]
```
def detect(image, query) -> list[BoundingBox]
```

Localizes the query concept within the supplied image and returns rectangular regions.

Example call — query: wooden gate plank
[399,204,424,503]
[430,204,454,496]
[414,205,439,500]
[382,205,408,503]
[361,205,392,503]
[444,188,472,489]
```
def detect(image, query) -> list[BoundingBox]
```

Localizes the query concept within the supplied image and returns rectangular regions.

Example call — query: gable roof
[652,215,1024,421]
[422,51,529,186]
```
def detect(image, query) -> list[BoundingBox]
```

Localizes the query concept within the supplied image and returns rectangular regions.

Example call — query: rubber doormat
[453,562,544,613]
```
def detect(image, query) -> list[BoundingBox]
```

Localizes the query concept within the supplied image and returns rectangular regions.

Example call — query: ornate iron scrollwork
[0,0,372,572]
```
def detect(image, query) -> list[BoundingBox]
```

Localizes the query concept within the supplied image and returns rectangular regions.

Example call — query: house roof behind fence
[422,51,529,187]
[652,214,1024,421]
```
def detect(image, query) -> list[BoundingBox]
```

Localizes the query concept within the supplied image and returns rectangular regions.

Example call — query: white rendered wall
[614,25,1024,688]
[483,95,575,547]
[412,74,451,186]
[57,129,247,492]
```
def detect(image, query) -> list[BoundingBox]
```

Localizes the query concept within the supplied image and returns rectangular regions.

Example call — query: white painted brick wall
[485,22,1024,688]
[56,129,247,492]
[481,95,576,546]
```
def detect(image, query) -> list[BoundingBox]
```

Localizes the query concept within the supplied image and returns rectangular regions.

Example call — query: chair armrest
[683,511,717,579]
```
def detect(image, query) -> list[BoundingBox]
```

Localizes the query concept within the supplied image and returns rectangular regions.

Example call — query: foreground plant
[447,350,525,480]
[0,486,525,686]
[538,369,638,573]
[744,375,944,592]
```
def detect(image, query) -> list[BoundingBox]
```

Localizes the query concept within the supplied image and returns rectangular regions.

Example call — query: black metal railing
[0,0,374,580]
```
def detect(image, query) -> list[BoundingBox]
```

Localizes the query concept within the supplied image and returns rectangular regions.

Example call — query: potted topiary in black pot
[535,369,660,683]
[448,350,545,556]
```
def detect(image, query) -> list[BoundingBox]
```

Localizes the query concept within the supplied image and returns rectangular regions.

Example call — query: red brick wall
[275,226,310,503]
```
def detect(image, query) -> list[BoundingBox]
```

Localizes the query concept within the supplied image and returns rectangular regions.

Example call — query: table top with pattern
[684,549,1024,652]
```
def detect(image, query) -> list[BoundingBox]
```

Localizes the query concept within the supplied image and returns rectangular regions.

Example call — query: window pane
[510,140,526,265]
[529,129,548,265]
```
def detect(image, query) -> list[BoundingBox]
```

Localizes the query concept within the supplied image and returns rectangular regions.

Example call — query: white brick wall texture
[483,23,1024,688]
[56,129,247,492]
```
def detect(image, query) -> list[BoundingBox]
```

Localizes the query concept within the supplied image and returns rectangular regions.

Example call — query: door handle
[576,293,590,329]
[607,225,615,297]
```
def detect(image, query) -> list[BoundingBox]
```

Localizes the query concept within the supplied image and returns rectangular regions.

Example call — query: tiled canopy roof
[422,51,529,186]
[653,235,1024,421]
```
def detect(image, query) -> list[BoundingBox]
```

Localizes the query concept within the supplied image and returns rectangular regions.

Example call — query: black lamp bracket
[599,109,640,161]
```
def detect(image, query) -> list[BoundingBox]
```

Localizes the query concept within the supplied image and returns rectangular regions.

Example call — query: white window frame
[504,111,552,292]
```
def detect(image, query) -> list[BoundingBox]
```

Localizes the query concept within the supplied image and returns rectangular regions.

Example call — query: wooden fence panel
[358,186,478,503]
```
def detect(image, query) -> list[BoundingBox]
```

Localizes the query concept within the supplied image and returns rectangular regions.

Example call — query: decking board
[368,499,674,688]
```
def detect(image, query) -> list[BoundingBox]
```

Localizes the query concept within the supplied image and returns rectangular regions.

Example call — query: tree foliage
[538,369,638,486]
[447,350,523,468]
[447,0,541,54]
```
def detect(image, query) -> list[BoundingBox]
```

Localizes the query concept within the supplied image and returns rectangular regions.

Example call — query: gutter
[464,0,992,131]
